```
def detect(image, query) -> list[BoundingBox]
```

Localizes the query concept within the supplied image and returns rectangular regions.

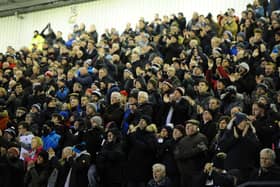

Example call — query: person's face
[110,94,119,105]
[198,82,208,93]
[153,168,164,182]
[62,148,73,159]
[36,155,44,165]
[265,65,274,76]
[73,83,82,92]
[107,132,115,142]
[202,111,213,122]
[138,119,147,129]
[173,90,182,100]
[209,99,219,110]
[230,107,240,118]
[16,109,25,118]
[98,69,106,79]
[254,32,262,41]
[15,85,23,95]
[70,98,79,108]
[172,128,183,140]
[81,97,89,107]
[237,120,247,130]
[4,132,13,141]
[219,119,228,130]
[138,93,146,104]
[260,151,273,169]
[31,138,38,149]
[160,128,168,138]
[135,81,142,89]
[18,125,25,136]
[185,123,198,136]
[25,115,32,124]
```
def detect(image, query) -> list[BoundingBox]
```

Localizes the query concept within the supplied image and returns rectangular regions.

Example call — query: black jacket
[125,128,157,183]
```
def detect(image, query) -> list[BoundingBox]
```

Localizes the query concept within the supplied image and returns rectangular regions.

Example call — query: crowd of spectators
[0,0,280,186]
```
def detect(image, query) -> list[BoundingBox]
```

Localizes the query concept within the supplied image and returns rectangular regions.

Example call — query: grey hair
[260,148,276,163]
[152,163,166,174]
[111,91,121,101]
[138,91,149,101]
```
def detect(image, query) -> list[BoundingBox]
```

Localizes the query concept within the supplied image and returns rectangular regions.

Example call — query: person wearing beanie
[90,115,103,127]
[200,109,218,143]
[83,115,104,162]
[0,126,19,148]
[160,87,192,126]
[96,128,125,187]
[251,102,278,149]
[126,109,157,187]
[173,124,185,137]
[232,61,255,94]
[175,87,185,96]
[147,78,162,125]
[218,111,259,183]
[174,119,208,187]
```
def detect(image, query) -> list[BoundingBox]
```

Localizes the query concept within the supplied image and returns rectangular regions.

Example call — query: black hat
[256,83,268,91]
[174,125,185,135]
[148,78,158,88]
[213,152,227,169]
[140,115,152,125]
[233,112,249,126]
[38,150,49,162]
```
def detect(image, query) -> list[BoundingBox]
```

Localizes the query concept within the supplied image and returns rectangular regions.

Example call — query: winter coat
[82,126,105,162]
[103,103,124,128]
[218,128,259,170]
[24,162,52,187]
[174,132,208,176]
[97,140,125,186]
[126,128,157,183]
[0,156,25,187]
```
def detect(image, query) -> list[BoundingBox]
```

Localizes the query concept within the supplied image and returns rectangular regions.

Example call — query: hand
[233,126,239,138]
[204,163,213,174]
[208,59,214,70]
[0,129,2,136]
[48,148,55,159]
[163,94,170,103]
[242,123,249,137]
[27,161,35,171]
[0,147,6,156]
[249,122,256,134]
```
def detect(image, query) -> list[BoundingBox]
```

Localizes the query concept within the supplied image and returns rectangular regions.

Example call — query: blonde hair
[32,136,43,147]
[0,87,7,96]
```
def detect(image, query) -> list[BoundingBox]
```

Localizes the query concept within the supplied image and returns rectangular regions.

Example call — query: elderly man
[147,163,172,187]
[174,119,208,187]
[102,91,124,128]
[250,148,280,181]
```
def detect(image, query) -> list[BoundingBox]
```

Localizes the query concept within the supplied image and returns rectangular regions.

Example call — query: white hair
[152,163,166,174]
[260,148,276,163]
[111,91,121,101]
[138,91,149,101]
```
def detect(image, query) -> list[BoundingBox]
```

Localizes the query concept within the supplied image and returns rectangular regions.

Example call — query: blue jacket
[42,131,61,151]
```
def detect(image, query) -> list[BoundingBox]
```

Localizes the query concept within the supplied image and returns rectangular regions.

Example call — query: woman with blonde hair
[23,136,43,164]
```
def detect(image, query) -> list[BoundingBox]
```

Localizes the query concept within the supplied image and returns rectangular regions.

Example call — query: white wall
[0,0,252,52]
